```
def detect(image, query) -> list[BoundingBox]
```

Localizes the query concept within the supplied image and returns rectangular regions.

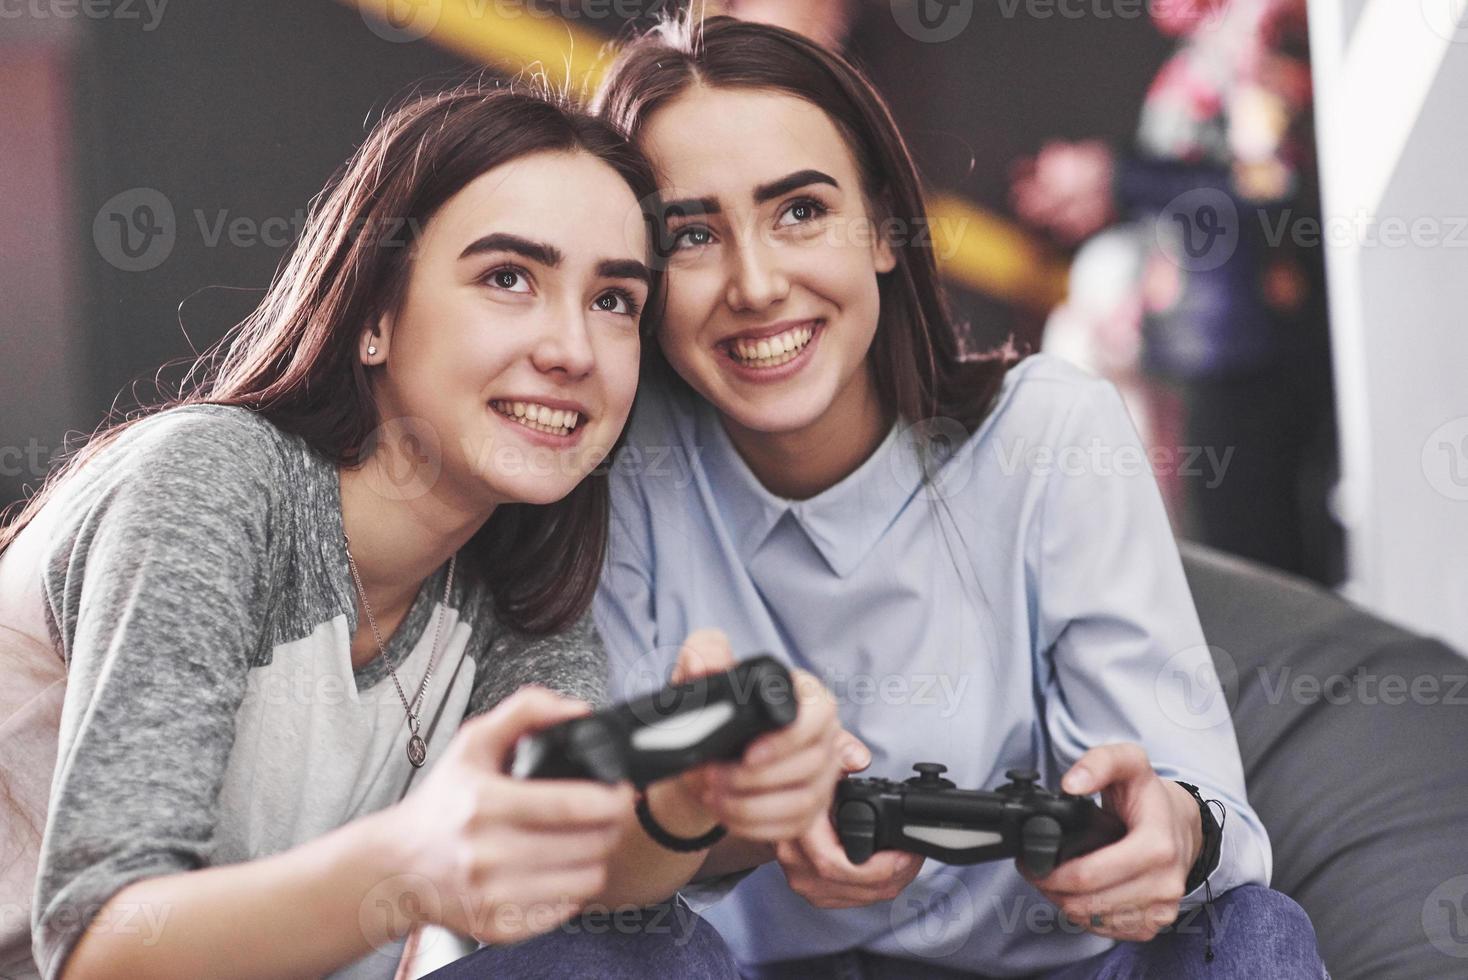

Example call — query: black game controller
[511,654,798,787]
[834,763,1127,877]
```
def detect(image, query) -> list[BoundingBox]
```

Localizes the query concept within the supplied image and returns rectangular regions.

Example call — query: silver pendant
[407,734,427,768]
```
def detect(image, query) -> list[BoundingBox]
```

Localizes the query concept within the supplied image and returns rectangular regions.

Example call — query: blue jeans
[421,898,740,979]
[743,886,1328,980]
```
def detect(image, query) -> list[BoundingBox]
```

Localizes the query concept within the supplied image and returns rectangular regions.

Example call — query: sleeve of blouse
[31,412,278,980]
[1029,377,1272,905]
[591,463,662,703]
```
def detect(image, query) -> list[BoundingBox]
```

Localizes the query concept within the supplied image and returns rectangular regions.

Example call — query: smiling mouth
[721,320,822,369]
[489,400,584,437]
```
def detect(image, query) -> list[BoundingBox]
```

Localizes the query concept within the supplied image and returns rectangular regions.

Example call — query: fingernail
[748,742,774,765]
[1063,767,1092,793]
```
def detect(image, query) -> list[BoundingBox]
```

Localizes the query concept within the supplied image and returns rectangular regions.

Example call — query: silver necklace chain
[343,533,457,768]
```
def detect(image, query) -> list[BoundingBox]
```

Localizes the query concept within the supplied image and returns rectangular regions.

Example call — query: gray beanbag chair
[1180,542,1468,980]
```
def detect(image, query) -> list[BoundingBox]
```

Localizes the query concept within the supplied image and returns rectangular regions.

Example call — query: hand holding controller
[511,654,798,787]
[834,763,1126,877]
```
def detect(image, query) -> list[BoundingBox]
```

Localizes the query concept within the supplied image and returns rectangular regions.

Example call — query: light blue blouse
[593,352,1271,975]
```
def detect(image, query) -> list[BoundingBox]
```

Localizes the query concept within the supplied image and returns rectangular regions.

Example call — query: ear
[361,311,393,364]
[871,187,899,275]
[874,233,898,276]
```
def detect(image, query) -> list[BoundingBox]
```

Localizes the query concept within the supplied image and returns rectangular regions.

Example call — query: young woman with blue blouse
[590,16,1329,979]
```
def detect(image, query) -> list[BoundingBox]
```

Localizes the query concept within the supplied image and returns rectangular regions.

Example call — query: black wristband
[635,791,727,853]
[1174,780,1225,894]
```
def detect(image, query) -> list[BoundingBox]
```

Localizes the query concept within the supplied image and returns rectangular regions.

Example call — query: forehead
[639,86,859,199]
[426,149,646,259]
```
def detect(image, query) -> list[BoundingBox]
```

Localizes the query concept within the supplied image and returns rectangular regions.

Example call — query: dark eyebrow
[460,233,646,285]
[597,258,651,285]
[753,169,839,204]
[660,197,720,220]
[458,233,563,267]
[659,169,840,222]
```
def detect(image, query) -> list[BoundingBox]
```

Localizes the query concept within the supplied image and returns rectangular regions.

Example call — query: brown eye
[483,265,531,293]
[593,290,641,319]
[777,198,828,228]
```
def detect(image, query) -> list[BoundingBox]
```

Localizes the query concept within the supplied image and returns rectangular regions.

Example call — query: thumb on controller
[670,628,736,685]
[836,730,872,774]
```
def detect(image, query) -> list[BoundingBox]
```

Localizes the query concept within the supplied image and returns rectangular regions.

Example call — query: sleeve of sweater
[31,409,280,980]
[465,609,610,719]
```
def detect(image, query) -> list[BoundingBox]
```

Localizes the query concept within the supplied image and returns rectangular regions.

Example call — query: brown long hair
[593,14,1028,445]
[0,80,662,635]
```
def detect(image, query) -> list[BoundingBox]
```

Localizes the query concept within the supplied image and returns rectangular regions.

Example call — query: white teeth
[729,323,817,368]
[491,400,580,436]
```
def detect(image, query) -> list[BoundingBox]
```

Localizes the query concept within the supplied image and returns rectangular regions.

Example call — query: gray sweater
[0,404,606,980]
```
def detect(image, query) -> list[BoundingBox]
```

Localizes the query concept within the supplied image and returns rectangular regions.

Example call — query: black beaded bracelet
[1174,781,1227,963]
[1173,780,1225,894]
[635,791,727,853]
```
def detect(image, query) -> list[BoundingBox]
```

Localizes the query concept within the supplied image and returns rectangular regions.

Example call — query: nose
[529,304,596,379]
[725,231,790,313]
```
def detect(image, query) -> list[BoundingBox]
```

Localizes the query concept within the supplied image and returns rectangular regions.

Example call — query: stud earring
[367,345,378,356]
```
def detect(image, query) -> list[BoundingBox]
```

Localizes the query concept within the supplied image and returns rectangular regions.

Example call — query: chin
[725,387,837,437]
[473,462,585,509]
[498,479,581,508]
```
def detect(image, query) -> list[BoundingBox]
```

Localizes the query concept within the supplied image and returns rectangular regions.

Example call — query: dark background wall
[2,0,1172,513]
[845,1,1172,349]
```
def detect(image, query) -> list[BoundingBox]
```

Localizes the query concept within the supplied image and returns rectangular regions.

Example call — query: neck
[337,448,493,613]
[720,364,892,500]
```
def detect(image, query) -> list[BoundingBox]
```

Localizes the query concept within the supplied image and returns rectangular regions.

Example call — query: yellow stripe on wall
[929,193,1070,312]
[349,0,609,90]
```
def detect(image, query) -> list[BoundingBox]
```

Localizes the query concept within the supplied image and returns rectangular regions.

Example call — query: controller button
[837,801,880,864]
[1022,814,1063,877]
[909,762,956,788]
